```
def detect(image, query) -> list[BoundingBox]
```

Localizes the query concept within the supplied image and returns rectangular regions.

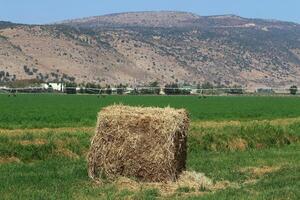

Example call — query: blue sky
[0,0,300,24]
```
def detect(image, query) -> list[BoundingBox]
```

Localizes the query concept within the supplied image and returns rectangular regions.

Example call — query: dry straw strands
[115,171,213,196]
[88,105,189,182]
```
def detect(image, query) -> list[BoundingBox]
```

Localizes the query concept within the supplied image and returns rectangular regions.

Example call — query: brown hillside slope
[1,11,300,87]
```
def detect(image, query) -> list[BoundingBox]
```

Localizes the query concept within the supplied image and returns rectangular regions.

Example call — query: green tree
[149,81,159,88]
[164,83,180,95]
[85,82,100,94]
[116,84,126,95]
[149,81,160,95]
[65,82,77,94]
[105,85,112,95]
[290,85,298,95]
[227,85,244,95]
[201,82,214,89]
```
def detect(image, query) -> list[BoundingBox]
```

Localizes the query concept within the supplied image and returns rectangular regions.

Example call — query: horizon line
[1,10,299,26]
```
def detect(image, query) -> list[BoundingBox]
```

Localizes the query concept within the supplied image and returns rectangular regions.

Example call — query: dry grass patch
[113,171,214,197]
[0,156,21,164]
[54,139,81,159]
[55,148,80,159]
[0,127,94,136]
[109,171,241,198]
[19,139,47,146]
[212,180,239,190]
[239,166,282,187]
[191,117,300,129]
[228,138,248,151]
[191,120,241,129]
[240,166,282,177]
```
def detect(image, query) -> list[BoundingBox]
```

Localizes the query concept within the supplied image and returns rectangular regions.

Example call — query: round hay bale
[88,105,189,182]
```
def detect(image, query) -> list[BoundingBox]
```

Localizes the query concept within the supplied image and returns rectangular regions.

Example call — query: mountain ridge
[0,11,300,88]
[58,11,300,29]
[57,11,300,26]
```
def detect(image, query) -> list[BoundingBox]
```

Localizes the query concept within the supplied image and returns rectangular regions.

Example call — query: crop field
[0,94,299,199]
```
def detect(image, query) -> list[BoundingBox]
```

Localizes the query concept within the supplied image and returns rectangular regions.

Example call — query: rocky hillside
[1,11,300,88]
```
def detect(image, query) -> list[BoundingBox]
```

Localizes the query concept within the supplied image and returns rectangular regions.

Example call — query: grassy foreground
[0,94,299,199]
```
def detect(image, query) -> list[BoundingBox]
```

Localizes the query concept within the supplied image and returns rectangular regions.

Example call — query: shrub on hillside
[164,83,191,95]
[65,82,77,94]
[290,85,298,95]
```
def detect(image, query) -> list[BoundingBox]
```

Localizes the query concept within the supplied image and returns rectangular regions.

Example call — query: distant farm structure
[41,82,65,92]
[0,84,298,96]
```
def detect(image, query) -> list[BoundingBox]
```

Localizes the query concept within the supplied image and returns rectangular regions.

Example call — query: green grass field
[0,94,299,199]
[1,94,300,128]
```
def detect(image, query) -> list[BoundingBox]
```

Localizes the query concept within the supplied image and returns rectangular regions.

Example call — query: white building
[41,83,65,92]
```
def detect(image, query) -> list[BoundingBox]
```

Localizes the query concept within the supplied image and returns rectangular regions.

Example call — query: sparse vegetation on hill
[0,11,300,87]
